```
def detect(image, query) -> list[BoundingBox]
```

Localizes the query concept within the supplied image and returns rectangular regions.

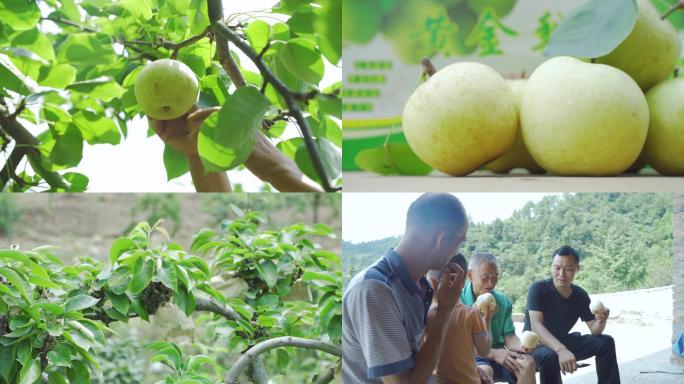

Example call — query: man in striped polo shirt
[343,193,469,383]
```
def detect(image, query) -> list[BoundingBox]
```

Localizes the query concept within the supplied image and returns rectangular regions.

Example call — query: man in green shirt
[461,252,536,384]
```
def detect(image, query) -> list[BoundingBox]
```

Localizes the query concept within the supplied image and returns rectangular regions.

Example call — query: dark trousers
[530,332,620,384]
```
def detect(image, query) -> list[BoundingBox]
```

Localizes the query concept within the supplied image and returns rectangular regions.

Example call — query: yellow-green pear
[596,0,681,90]
[642,77,684,175]
[520,56,649,176]
[134,59,199,120]
[403,62,518,175]
[485,79,545,174]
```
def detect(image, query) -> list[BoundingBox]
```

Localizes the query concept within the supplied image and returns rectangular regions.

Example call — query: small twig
[42,16,98,33]
[422,58,437,77]
[224,336,341,383]
[260,80,269,94]
[8,98,27,121]
[661,0,684,20]
[256,41,271,60]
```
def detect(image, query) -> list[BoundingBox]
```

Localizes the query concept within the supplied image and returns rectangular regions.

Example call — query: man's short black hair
[553,245,580,264]
[450,252,468,273]
[406,193,467,238]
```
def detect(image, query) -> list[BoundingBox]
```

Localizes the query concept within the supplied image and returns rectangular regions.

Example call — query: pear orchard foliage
[0,211,342,383]
[0,0,342,191]
[353,0,684,177]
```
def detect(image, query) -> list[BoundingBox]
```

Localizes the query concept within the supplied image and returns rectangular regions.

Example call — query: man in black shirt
[523,245,619,384]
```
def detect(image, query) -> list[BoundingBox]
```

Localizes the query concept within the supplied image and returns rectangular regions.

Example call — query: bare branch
[194,297,241,321]
[224,336,341,384]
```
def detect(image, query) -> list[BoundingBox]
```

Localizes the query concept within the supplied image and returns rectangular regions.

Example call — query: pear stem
[421,58,437,77]
[661,0,684,20]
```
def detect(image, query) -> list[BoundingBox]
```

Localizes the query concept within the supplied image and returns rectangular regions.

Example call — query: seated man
[427,253,492,384]
[524,245,619,384]
[461,252,536,384]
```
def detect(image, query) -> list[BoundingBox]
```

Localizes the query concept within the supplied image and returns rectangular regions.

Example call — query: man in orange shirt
[427,253,493,384]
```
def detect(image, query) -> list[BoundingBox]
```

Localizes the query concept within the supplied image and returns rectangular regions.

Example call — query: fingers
[187,106,220,124]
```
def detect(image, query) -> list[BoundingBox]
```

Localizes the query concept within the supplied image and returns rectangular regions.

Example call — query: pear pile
[403,0,684,176]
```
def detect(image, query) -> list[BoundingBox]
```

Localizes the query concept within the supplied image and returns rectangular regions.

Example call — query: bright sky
[342,193,562,243]
[22,0,340,192]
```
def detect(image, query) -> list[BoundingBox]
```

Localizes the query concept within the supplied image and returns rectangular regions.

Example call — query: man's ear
[435,229,448,249]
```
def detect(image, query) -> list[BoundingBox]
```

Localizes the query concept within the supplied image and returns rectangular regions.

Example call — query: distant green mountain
[343,193,673,311]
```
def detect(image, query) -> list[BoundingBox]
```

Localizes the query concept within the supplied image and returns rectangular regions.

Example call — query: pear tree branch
[224,336,342,384]
[0,105,70,191]
[207,0,339,192]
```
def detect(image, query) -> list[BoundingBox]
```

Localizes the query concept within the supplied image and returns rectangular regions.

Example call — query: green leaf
[163,145,189,181]
[11,28,55,61]
[199,75,230,105]
[72,110,121,145]
[0,346,15,382]
[0,53,36,95]
[67,360,89,384]
[40,104,72,123]
[302,271,339,285]
[109,237,136,264]
[544,0,638,58]
[190,228,216,252]
[65,294,100,313]
[129,257,155,294]
[105,291,130,315]
[279,38,324,84]
[0,0,41,31]
[198,86,271,172]
[38,64,76,89]
[173,287,196,317]
[294,138,341,182]
[120,0,153,19]
[45,123,83,168]
[0,268,30,301]
[18,356,40,384]
[355,143,433,175]
[66,77,126,102]
[188,0,210,35]
[108,267,131,295]
[255,260,278,288]
[47,344,72,367]
[0,249,32,265]
[150,347,182,372]
[246,20,271,54]
[159,259,178,293]
[63,172,89,192]
[63,330,91,351]
[31,301,64,316]
[28,275,59,289]
[56,33,115,66]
